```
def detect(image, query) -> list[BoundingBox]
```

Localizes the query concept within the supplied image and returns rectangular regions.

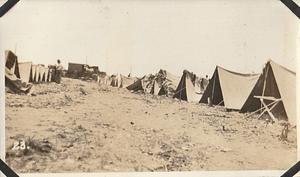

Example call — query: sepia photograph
[0,0,299,175]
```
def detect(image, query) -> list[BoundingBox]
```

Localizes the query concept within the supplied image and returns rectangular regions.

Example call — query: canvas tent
[152,80,161,95]
[126,74,155,93]
[199,66,260,110]
[110,74,136,88]
[121,75,137,88]
[152,69,180,96]
[98,72,110,85]
[18,62,32,83]
[173,70,197,102]
[29,64,36,82]
[127,70,179,95]
[39,66,46,82]
[5,67,33,94]
[240,60,296,125]
[44,68,49,82]
[110,74,121,87]
[34,65,41,83]
[5,50,33,94]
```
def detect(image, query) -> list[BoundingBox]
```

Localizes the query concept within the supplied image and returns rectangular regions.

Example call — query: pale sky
[0,0,299,77]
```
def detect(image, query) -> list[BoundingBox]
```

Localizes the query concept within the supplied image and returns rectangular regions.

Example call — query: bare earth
[5,78,297,173]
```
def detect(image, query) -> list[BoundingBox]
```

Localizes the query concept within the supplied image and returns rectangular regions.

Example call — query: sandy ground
[5,78,297,173]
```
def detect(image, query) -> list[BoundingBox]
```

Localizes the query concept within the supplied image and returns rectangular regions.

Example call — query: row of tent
[98,69,209,102]
[5,50,56,93]
[98,60,296,125]
[6,49,295,125]
[199,60,296,125]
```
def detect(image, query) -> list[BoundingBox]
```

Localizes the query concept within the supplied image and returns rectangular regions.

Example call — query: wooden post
[208,97,212,107]
[211,72,216,105]
[261,64,269,112]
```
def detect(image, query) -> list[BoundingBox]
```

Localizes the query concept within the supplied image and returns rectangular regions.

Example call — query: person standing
[55,59,64,84]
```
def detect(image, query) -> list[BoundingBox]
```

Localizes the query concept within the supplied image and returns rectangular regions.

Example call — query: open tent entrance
[173,70,196,102]
[199,68,224,106]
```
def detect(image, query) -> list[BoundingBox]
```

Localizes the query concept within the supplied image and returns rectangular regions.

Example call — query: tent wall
[121,75,137,88]
[173,71,196,102]
[44,68,49,82]
[199,69,224,106]
[217,67,259,110]
[270,61,296,125]
[151,80,161,95]
[39,66,46,82]
[31,65,37,82]
[126,79,143,91]
[35,65,41,83]
[5,67,32,94]
[18,62,32,83]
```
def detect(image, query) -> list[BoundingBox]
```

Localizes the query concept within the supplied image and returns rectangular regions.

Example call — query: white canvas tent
[200,66,260,110]
[18,62,32,83]
[240,60,296,125]
[173,70,197,102]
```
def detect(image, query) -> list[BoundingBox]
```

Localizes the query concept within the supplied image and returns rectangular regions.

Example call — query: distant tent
[31,65,38,82]
[154,70,180,96]
[29,65,36,83]
[199,66,260,110]
[39,65,46,82]
[152,80,161,95]
[5,67,33,94]
[126,74,155,93]
[126,70,179,95]
[98,72,111,85]
[240,60,296,125]
[34,65,41,83]
[44,68,49,82]
[173,70,197,102]
[126,78,144,91]
[110,74,120,87]
[121,75,137,88]
[18,62,32,83]
[4,50,32,94]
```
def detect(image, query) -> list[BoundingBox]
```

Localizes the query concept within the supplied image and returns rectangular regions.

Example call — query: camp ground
[4,50,296,126]
[4,50,297,172]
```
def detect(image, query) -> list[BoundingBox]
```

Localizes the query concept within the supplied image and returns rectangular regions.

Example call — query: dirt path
[5,78,297,173]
